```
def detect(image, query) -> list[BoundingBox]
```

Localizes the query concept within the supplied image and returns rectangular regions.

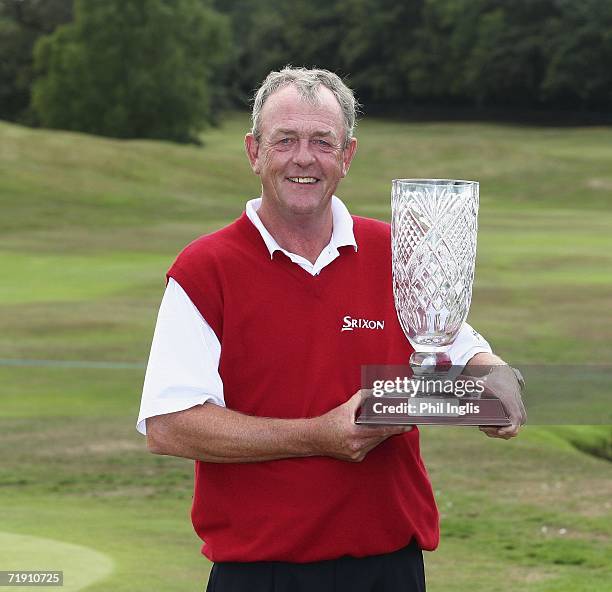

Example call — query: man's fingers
[505,398,527,426]
[479,424,520,439]
[518,401,528,425]
[497,423,520,436]
[347,389,372,413]
[479,426,497,437]
[378,424,414,436]
[358,424,413,437]
[476,364,527,428]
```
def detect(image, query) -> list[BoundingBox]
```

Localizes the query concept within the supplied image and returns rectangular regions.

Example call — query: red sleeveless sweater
[167,212,439,563]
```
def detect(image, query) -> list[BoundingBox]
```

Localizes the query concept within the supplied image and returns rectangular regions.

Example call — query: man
[137,67,526,592]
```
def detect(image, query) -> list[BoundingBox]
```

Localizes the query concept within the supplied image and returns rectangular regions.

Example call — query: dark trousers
[205,540,426,592]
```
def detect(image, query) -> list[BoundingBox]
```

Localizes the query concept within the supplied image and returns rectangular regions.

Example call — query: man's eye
[279,138,294,145]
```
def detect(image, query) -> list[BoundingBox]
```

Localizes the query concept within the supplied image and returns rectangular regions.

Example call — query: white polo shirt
[137,197,492,434]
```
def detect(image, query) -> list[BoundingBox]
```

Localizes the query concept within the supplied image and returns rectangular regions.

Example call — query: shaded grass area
[1,116,611,590]
[546,426,612,462]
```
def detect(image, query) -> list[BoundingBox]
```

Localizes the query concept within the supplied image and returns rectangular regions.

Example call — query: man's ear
[341,137,358,177]
[245,133,261,174]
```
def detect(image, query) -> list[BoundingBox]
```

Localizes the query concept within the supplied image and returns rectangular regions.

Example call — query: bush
[32,0,230,143]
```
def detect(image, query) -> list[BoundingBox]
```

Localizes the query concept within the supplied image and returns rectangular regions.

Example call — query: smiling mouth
[287,177,319,184]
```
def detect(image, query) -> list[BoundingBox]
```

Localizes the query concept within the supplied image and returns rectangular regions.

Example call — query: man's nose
[292,139,316,167]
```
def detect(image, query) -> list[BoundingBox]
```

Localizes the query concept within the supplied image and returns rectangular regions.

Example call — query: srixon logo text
[341,316,385,332]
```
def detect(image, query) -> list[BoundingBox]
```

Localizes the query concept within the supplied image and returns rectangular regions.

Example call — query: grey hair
[251,66,359,147]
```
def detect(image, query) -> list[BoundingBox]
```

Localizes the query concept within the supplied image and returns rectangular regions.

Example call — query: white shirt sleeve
[448,322,493,367]
[136,278,225,435]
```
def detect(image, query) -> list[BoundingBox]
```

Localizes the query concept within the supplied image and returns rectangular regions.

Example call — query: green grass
[0,532,114,592]
[1,114,611,591]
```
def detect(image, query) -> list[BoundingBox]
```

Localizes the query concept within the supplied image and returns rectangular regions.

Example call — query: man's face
[245,85,357,218]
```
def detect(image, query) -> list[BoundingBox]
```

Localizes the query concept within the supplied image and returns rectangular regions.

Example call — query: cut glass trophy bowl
[391,179,479,374]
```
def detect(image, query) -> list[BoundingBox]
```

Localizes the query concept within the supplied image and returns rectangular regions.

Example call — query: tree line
[1,0,611,143]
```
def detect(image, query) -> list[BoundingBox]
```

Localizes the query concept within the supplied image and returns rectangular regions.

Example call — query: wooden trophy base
[355,395,511,426]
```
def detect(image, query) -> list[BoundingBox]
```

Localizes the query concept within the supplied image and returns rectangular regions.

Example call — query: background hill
[0,116,611,590]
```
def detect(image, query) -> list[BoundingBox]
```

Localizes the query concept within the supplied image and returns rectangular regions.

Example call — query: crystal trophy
[357,179,511,425]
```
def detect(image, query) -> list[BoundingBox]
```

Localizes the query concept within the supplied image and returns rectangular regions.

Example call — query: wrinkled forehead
[258,85,345,137]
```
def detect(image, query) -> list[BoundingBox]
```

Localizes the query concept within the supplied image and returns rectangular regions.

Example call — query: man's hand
[308,390,412,462]
[464,353,527,440]
[478,365,527,439]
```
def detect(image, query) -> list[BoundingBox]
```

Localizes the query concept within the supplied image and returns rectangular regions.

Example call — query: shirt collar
[245,196,358,259]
